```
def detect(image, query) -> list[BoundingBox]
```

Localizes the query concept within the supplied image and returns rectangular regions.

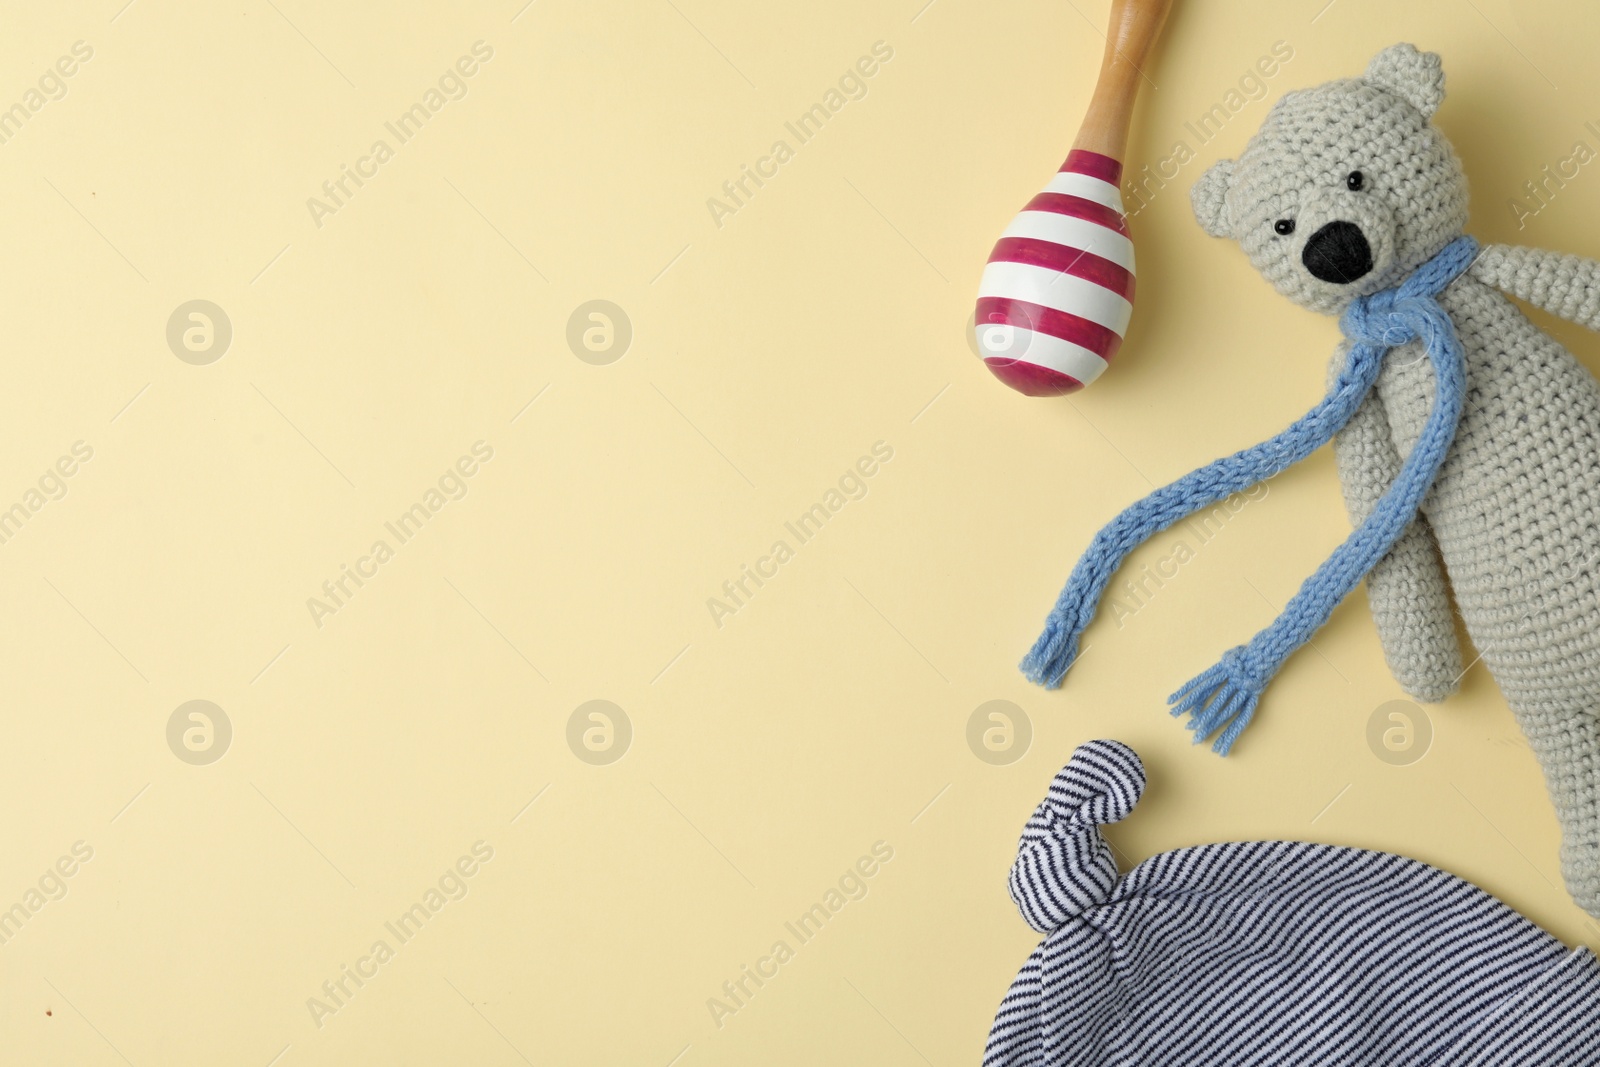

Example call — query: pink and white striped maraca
[975,0,1174,397]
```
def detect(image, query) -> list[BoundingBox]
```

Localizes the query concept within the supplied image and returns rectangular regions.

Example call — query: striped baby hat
[987,740,1600,1065]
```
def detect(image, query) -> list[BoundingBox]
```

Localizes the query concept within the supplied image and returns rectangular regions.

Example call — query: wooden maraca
[974,0,1174,396]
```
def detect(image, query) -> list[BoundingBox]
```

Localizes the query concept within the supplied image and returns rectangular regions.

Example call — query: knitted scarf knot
[1344,298,1424,347]
[1021,236,1479,754]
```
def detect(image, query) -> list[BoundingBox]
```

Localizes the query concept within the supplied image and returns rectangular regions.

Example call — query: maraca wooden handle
[1075,0,1175,162]
[973,0,1174,397]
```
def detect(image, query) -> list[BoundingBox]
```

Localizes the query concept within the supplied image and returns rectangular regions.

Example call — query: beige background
[1,0,1597,1062]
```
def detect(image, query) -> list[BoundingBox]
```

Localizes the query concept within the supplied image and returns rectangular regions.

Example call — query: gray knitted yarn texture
[1191,43,1600,917]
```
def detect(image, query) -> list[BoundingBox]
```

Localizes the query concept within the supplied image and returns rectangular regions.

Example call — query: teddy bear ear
[1364,43,1445,117]
[1190,159,1235,238]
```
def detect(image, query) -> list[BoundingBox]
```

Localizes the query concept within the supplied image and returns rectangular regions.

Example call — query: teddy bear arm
[1469,244,1600,332]
[1333,392,1463,703]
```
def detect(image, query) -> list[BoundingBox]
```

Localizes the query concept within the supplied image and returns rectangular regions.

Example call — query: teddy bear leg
[1514,697,1600,917]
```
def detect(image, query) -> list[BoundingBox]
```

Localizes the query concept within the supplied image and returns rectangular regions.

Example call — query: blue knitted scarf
[1021,235,1479,754]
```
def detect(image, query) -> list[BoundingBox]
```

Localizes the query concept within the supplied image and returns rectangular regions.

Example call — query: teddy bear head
[1190,44,1469,315]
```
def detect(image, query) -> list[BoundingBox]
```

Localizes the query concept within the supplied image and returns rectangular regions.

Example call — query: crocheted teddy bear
[1190,43,1600,917]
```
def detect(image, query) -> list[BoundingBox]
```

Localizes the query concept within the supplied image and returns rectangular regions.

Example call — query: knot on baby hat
[1007,740,1144,933]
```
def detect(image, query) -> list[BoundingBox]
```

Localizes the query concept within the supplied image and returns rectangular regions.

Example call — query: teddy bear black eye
[1346,170,1365,191]
[1273,219,1295,236]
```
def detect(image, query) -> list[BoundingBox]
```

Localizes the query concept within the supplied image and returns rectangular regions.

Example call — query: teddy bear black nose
[1301,220,1374,284]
